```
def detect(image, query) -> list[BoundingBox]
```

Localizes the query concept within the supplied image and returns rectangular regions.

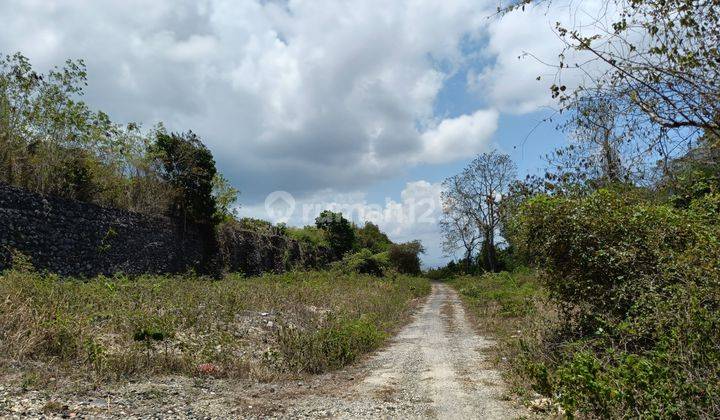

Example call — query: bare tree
[441,151,517,271]
[505,0,720,177]
[440,177,481,271]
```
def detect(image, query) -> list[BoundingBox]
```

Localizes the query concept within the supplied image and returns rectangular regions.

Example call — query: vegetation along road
[276,283,524,419]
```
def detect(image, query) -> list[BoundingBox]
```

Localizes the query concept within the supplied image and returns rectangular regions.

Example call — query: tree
[388,240,425,275]
[315,210,356,259]
[511,0,720,173]
[356,221,392,253]
[439,183,481,272]
[441,151,517,272]
[152,131,218,224]
[0,53,178,213]
[212,173,240,222]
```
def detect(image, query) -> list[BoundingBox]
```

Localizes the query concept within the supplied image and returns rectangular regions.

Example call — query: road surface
[277,283,524,419]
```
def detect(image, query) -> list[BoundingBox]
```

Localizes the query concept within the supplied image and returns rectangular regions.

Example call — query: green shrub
[504,189,720,417]
[278,316,386,373]
[286,225,329,248]
[315,210,356,259]
[388,241,424,275]
[0,269,429,382]
[508,188,706,326]
[355,222,392,253]
[336,249,387,277]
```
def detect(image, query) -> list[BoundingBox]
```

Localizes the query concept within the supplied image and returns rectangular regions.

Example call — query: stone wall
[216,223,331,276]
[0,183,213,277]
[0,183,330,277]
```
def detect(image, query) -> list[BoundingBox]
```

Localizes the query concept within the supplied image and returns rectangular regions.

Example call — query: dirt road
[277,283,524,419]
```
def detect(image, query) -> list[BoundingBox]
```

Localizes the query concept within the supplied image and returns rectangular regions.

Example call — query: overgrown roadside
[448,270,562,416]
[0,267,429,417]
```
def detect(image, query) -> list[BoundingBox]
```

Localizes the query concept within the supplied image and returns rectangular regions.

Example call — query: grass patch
[0,268,429,386]
[448,270,554,402]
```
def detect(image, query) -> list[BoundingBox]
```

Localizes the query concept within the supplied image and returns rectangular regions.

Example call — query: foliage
[504,187,720,417]
[233,217,276,234]
[388,240,424,275]
[315,210,356,260]
[286,225,329,248]
[212,173,240,222]
[451,270,545,321]
[151,131,218,224]
[0,52,237,220]
[278,316,386,373]
[424,260,461,280]
[659,129,720,207]
[335,249,387,277]
[355,222,392,253]
[515,0,720,177]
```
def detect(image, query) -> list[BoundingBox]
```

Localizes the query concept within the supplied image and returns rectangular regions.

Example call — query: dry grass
[0,267,429,388]
[448,270,555,401]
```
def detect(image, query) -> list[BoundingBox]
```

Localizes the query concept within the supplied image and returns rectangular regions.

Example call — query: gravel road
[276,283,524,419]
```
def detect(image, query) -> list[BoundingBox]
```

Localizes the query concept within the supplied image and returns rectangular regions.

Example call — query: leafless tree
[439,178,481,271]
[506,0,720,176]
[441,151,517,271]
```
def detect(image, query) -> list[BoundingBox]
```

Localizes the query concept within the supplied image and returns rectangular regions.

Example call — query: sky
[0,0,603,266]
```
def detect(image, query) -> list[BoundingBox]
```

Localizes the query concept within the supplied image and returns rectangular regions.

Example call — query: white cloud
[471,0,617,114]
[0,0,499,199]
[0,0,619,265]
[418,109,499,164]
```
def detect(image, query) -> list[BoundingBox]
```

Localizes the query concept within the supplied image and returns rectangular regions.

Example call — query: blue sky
[0,0,593,266]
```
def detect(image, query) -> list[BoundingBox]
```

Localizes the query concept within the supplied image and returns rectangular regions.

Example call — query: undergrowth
[452,191,720,418]
[448,270,553,401]
[0,268,429,387]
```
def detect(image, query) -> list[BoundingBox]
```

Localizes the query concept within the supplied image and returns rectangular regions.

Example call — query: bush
[508,188,703,326]
[315,210,356,260]
[355,222,392,253]
[277,316,386,373]
[505,189,720,417]
[336,249,386,277]
[388,241,424,275]
[151,131,218,224]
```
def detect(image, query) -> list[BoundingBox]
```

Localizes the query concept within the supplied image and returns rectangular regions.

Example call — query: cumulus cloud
[418,109,499,164]
[0,0,608,265]
[0,0,499,199]
[470,0,618,114]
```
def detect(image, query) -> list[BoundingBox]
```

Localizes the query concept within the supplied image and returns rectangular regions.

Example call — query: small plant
[8,248,34,272]
[97,226,118,253]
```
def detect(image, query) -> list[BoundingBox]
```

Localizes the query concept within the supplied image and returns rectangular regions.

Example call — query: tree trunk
[484,227,497,272]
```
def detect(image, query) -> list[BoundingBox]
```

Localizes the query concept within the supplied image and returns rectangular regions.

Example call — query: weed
[0,269,429,386]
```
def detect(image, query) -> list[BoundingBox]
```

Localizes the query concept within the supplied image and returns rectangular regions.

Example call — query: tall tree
[441,151,517,271]
[152,131,218,224]
[440,177,481,271]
